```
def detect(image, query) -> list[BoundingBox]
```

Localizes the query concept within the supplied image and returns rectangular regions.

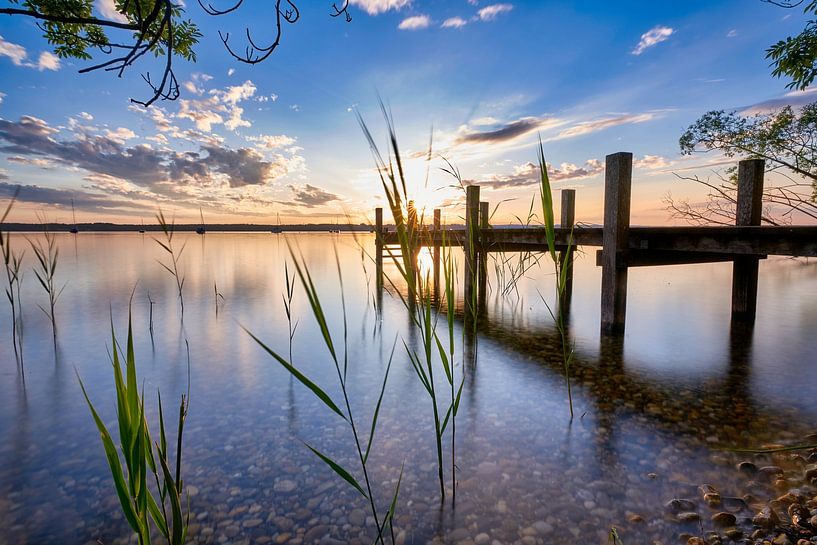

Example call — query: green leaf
[364,338,397,464]
[76,371,145,536]
[244,327,347,421]
[303,442,368,498]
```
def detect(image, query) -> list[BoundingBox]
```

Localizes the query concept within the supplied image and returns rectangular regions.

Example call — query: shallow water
[1,232,816,545]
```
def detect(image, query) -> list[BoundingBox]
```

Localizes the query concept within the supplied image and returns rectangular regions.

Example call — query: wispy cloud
[632,25,674,55]
[0,35,28,66]
[442,17,468,29]
[470,158,603,189]
[0,36,61,71]
[739,87,817,115]
[471,153,671,189]
[398,15,431,30]
[350,0,411,15]
[95,0,129,23]
[454,110,663,147]
[36,52,61,71]
[288,184,340,207]
[177,80,256,131]
[477,3,513,21]
[551,112,660,140]
[455,116,563,145]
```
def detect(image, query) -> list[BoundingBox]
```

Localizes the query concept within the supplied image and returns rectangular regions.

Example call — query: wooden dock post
[464,185,480,319]
[559,189,576,311]
[731,159,765,322]
[478,201,490,315]
[433,208,441,297]
[600,152,633,336]
[375,207,383,288]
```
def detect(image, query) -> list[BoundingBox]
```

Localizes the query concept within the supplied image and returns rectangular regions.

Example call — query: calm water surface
[1,232,816,545]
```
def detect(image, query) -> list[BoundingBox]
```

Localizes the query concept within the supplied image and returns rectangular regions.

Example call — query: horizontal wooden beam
[381,225,817,257]
[595,249,767,267]
[627,226,817,257]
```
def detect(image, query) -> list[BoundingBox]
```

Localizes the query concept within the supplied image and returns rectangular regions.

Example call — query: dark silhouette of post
[731,159,764,322]
[600,152,633,336]
[433,208,441,298]
[478,201,490,316]
[375,207,383,289]
[464,185,480,320]
[559,189,576,312]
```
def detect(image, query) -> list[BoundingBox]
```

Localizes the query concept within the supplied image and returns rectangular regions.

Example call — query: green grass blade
[303,441,368,499]
[76,372,144,535]
[157,448,186,545]
[364,337,397,464]
[244,327,347,421]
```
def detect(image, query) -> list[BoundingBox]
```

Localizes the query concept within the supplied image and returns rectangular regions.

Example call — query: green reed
[154,210,186,318]
[29,223,64,349]
[1,190,25,373]
[282,262,298,364]
[608,527,624,544]
[77,310,190,545]
[246,244,402,545]
[358,109,462,503]
[536,138,576,418]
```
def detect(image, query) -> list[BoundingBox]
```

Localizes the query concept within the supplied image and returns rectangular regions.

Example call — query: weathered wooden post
[433,208,441,297]
[478,201,490,315]
[731,159,764,322]
[464,185,480,320]
[600,152,633,336]
[559,189,576,311]
[375,207,383,288]
[479,202,490,229]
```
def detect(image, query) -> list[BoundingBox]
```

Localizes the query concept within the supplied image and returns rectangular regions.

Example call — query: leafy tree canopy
[0,0,351,106]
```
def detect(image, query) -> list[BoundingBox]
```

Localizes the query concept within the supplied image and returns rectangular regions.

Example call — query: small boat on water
[271,214,283,234]
[69,199,79,233]
[196,208,206,235]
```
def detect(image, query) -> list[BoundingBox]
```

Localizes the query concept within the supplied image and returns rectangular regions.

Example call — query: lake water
[1,232,816,545]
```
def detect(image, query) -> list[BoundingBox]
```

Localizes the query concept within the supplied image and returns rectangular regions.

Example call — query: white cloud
[228,68,235,76]
[96,0,129,23]
[104,127,137,144]
[477,3,513,21]
[177,80,256,131]
[398,15,431,30]
[0,36,60,71]
[727,29,738,38]
[471,116,499,126]
[442,17,468,28]
[78,112,94,120]
[37,51,60,71]
[220,80,256,104]
[0,36,28,66]
[0,92,5,105]
[552,112,659,140]
[349,0,411,15]
[632,25,674,55]
[634,154,671,170]
[248,134,297,149]
[183,81,204,95]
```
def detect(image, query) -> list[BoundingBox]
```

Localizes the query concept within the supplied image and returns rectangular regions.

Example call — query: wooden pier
[374,154,817,335]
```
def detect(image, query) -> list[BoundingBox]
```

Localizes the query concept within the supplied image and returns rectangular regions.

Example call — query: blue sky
[0,0,814,224]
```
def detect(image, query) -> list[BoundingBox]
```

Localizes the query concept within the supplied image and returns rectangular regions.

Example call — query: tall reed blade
[536,138,576,418]
[78,309,190,545]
